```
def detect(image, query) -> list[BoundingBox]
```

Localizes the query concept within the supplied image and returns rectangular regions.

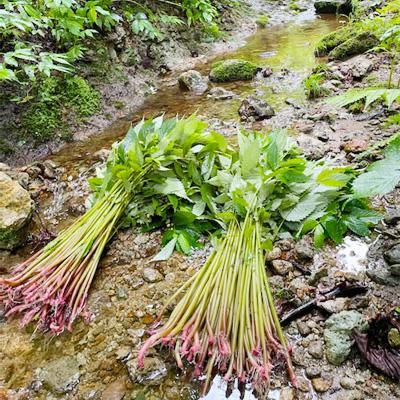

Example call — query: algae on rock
[324,310,368,365]
[209,59,259,82]
[328,32,378,60]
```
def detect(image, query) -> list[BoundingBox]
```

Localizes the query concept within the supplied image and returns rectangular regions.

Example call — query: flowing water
[0,13,343,400]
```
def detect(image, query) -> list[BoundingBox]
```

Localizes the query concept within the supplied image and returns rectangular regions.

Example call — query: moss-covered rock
[256,15,269,27]
[209,59,260,83]
[314,26,356,56]
[328,32,379,60]
[0,172,34,250]
[314,0,353,14]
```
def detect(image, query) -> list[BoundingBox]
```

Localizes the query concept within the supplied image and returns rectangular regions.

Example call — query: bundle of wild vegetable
[139,130,395,393]
[0,115,230,333]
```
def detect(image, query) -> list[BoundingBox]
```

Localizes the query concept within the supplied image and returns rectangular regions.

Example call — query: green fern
[326,88,400,110]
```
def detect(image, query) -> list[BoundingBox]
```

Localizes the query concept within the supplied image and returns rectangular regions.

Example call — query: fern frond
[326,88,400,110]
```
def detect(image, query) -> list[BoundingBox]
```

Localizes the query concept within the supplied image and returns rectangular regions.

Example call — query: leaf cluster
[88,116,400,258]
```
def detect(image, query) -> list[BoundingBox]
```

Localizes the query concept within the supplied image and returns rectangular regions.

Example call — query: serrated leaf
[154,177,191,201]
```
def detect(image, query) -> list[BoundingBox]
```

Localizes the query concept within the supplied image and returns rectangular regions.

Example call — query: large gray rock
[37,356,80,394]
[384,244,400,265]
[324,311,368,365]
[178,70,208,94]
[0,172,34,250]
[314,0,352,14]
[239,96,275,121]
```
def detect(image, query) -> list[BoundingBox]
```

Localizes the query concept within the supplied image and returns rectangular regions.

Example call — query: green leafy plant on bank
[0,0,221,83]
[304,71,330,99]
[326,0,400,110]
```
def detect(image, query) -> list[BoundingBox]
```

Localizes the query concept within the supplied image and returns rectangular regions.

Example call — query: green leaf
[314,224,325,248]
[317,167,350,188]
[152,237,177,261]
[323,218,346,244]
[154,177,191,201]
[239,132,260,176]
[352,143,400,197]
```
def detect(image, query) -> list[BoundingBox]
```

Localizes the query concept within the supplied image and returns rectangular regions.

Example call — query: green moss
[22,101,63,143]
[256,15,269,27]
[328,31,379,60]
[0,138,14,155]
[289,2,301,12]
[21,76,100,143]
[64,76,101,117]
[209,59,259,83]
[314,25,356,56]
[0,226,26,250]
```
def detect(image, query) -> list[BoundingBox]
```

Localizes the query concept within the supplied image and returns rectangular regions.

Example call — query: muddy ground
[1,0,400,399]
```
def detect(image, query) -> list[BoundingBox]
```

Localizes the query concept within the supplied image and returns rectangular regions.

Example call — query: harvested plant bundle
[139,130,399,392]
[0,115,231,333]
[139,216,296,393]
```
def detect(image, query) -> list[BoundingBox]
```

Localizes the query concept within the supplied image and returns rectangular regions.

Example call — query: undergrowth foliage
[0,0,224,83]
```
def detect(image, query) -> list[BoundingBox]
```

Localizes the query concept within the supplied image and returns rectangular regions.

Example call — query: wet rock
[271,259,293,276]
[239,96,275,121]
[324,310,368,365]
[389,264,400,276]
[0,172,34,250]
[207,87,235,100]
[178,70,208,94]
[340,376,356,389]
[384,244,400,265]
[388,328,400,348]
[285,98,301,109]
[306,366,321,378]
[309,266,328,286]
[308,340,324,359]
[37,356,80,394]
[266,246,282,261]
[341,55,374,79]
[295,119,314,134]
[341,138,368,153]
[127,357,167,385]
[320,298,348,314]
[314,0,352,14]
[280,387,295,400]
[295,239,314,261]
[101,378,126,400]
[262,67,273,77]
[367,268,400,286]
[94,149,111,161]
[143,267,163,283]
[311,375,333,392]
[329,32,379,61]
[384,209,400,225]
[297,320,311,336]
[209,59,259,82]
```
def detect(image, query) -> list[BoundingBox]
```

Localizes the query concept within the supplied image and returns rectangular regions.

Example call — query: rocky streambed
[1,2,400,400]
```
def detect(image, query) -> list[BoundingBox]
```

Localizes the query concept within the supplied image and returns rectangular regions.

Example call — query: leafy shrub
[304,72,330,99]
